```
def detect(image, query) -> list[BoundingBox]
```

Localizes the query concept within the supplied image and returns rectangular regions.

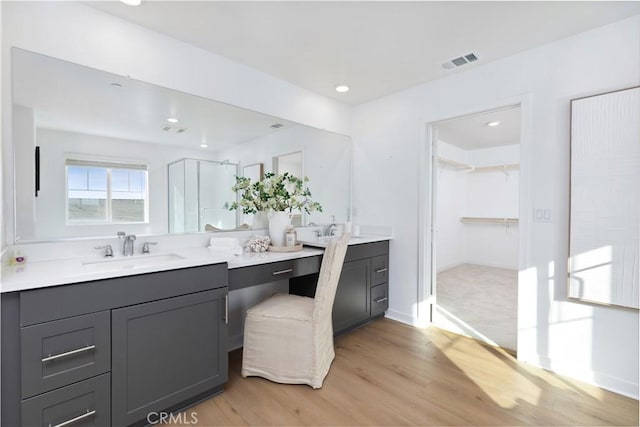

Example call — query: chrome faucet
[95,244,114,257]
[141,241,157,254]
[324,223,338,237]
[118,232,136,256]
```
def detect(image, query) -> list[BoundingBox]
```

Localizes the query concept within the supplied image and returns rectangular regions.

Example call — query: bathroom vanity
[1,237,390,427]
[1,264,229,427]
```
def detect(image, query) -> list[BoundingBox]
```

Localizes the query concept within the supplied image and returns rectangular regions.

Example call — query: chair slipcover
[241,233,350,388]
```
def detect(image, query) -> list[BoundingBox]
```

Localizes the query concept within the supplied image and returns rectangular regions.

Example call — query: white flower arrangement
[230,172,323,214]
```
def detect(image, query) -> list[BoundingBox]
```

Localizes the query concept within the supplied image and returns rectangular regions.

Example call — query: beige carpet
[434,263,517,351]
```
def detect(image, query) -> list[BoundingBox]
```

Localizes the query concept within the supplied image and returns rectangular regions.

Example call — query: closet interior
[433,106,520,351]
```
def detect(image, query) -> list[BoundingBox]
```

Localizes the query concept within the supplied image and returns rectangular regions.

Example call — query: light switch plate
[534,208,552,222]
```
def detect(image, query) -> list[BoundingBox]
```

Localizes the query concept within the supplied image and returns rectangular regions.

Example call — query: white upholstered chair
[241,233,350,389]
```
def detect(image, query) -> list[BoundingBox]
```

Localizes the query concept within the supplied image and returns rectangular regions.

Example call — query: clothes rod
[460,217,519,224]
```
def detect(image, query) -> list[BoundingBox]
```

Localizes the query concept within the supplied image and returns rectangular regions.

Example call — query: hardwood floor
[174,318,638,426]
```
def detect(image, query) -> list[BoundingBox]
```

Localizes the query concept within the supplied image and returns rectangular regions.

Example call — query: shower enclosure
[168,158,239,233]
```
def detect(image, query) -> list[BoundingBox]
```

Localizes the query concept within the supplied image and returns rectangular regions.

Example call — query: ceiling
[88,1,640,105]
[437,106,520,150]
[13,49,296,151]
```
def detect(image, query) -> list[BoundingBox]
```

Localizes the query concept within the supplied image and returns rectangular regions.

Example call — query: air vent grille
[442,52,479,70]
[162,125,187,133]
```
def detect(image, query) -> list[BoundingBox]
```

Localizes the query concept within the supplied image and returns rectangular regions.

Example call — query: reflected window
[66,158,148,224]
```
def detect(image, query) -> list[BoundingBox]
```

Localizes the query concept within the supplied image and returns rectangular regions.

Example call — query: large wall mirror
[11,48,351,242]
[568,86,639,309]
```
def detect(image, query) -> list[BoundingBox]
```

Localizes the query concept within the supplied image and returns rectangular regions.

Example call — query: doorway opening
[430,105,521,352]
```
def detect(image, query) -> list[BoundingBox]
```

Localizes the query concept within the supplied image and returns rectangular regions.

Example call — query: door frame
[417,94,533,356]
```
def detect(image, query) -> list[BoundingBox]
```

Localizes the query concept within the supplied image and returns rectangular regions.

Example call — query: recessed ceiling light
[120,0,142,5]
[200,143,209,148]
[167,117,179,124]
[487,121,502,127]
[110,83,122,88]
[335,85,350,93]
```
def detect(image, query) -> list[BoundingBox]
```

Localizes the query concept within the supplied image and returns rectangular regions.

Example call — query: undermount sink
[82,253,185,270]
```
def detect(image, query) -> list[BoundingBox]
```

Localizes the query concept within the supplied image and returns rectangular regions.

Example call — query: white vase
[251,212,269,230]
[268,211,292,247]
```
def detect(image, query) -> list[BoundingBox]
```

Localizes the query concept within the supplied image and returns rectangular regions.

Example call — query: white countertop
[0,232,392,293]
[298,235,391,248]
[0,247,324,294]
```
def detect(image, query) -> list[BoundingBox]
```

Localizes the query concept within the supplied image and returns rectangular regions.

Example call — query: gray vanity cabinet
[290,240,390,335]
[111,289,228,426]
[1,263,228,427]
[331,258,371,333]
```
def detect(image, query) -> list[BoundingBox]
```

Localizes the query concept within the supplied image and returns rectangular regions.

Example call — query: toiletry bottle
[286,226,297,247]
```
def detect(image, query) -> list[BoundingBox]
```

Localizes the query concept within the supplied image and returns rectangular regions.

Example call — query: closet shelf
[438,156,474,170]
[460,217,519,224]
[437,156,519,173]
[437,156,473,170]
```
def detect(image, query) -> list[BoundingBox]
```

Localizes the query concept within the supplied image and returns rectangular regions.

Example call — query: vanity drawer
[229,256,321,291]
[21,311,110,399]
[22,373,111,427]
[371,255,389,286]
[371,283,389,317]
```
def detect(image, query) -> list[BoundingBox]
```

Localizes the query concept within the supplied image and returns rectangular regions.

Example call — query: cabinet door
[332,259,371,334]
[111,289,228,426]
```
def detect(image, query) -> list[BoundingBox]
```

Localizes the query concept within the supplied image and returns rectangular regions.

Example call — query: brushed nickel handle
[42,345,95,363]
[375,268,388,273]
[224,294,229,325]
[374,297,388,303]
[51,409,96,427]
[272,268,293,275]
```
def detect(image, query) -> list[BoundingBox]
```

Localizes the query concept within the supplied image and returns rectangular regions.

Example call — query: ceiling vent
[162,125,187,133]
[442,52,478,70]
[270,123,284,129]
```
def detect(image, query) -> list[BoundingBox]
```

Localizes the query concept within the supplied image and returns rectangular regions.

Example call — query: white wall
[352,16,640,397]
[465,144,520,269]
[437,142,519,271]
[435,141,468,271]
[1,1,351,246]
[28,128,219,241]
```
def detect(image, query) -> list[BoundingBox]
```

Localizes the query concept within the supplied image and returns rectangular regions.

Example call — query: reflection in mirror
[11,48,351,242]
[168,159,239,233]
[274,151,303,177]
[242,163,264,182]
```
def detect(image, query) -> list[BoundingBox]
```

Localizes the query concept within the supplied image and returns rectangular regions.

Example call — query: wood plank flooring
[172,318,638,426]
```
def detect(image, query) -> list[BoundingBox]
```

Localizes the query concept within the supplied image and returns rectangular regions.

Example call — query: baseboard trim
[384,309,429,328]
[522,355,639,400]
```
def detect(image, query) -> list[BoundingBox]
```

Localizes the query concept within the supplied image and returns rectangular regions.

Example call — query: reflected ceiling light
[167,117,179,124]
[200,143,209,148]
[120,0,142,5]
[335,84,350,93]
[486,121,502,127]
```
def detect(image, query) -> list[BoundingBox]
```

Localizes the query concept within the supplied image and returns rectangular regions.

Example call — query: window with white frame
[66,158,148,224]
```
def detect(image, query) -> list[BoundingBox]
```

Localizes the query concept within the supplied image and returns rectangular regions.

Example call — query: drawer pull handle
[51,409,96,427]
[374,297,388,303]
[272,268,293,275]
[375,268,388,274]
[224,294,229,325]
[42,345,96,363]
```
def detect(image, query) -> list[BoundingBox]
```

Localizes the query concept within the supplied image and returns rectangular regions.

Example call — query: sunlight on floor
[422,326,613,410]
